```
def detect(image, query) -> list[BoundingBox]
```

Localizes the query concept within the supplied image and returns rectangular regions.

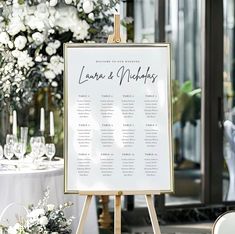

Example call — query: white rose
[51,81,58,87]
[0,32,10,45]
[45,46,56,55]
[12,49,20,58]
[32,32,44,45]
[65,0,72,4]
[50,40,61,49]
[82,0,94,14]
[14,35,27,50]
[88,13,94,20]
[7,41,14,49]
[47,204,55,211]
[45,70,56,80]
[39,216,48,226]
[35,55,43,62]
[49,0,58,7]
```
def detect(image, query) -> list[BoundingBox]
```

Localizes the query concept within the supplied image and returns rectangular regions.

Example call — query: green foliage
[18,0,25,4]
[172,80,201,127]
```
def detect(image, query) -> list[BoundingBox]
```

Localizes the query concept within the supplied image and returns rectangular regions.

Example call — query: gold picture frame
[63,43,173,195]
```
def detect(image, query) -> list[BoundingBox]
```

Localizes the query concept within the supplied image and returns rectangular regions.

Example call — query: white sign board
[64,44,173,194]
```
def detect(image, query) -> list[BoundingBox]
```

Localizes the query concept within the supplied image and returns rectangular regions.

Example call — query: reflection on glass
[132,0,203,207]
[165,0,203,205]
[223,0,235,201]
[134,0,155,42]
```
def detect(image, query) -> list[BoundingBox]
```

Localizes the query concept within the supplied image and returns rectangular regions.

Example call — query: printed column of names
[76,92,159,178]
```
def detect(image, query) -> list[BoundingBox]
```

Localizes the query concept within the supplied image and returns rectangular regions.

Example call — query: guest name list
[66,45,172,193]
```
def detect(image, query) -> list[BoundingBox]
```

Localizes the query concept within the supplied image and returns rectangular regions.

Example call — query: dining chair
[212,210,235,234]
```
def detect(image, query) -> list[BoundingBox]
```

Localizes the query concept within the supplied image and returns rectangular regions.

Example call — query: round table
[0,161,98,234]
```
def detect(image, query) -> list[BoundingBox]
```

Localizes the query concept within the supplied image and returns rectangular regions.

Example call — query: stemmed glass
[30,136,45,166]
[45,143,56,162]
[4,144,14,160]
[6,134,17,145]
[14,141,26,161]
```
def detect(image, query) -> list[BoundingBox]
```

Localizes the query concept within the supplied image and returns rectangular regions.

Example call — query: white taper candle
[50,111,54,137]
[13,110,17,136]
[40,107,45,132]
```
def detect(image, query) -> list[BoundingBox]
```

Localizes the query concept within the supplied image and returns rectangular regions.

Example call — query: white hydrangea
[8,223,23,234]
[2,80,11,95]
[28,208,45,220]
[15,50,34,69]
[35,3,50,19]
[25,15,45,31]
[103,0,110,5]
[103,25,113,34]
[47,204,55,211]
[39,216,49,226]
[54,6,78,31]
[45,70,56,80]
[47,55,64,75]
[71,20,90,40]
[14,35,27,50]
[7,16,26,36]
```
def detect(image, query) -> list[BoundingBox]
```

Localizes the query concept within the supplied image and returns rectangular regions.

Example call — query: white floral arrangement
[0,188,74,234]
[0,0,119,108]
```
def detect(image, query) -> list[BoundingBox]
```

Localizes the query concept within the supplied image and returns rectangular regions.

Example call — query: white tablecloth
[0,163,98,234]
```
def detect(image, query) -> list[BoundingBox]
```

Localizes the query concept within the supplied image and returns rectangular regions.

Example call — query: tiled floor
[128,223,213,234]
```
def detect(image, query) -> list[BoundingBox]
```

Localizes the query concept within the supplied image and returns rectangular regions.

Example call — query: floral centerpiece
[0,188,74,233]
[0,0,119,109]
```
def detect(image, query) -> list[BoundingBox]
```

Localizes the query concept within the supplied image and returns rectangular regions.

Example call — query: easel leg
[145,194,161,234]
[114,195,122,234]
[76,195,93,234]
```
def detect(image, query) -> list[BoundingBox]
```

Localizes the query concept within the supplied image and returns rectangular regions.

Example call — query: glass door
[164,0,204,206]
[223,0,235,202]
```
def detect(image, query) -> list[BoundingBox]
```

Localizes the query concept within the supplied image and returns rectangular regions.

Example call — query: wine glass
[14,141,26,161]
[20,127,28,149]
[45,143,56,162]
[30,136,45,148]
[6,134,17,145]
[30,137,45,166]
[4,144,14,160]
[0,145,3,160]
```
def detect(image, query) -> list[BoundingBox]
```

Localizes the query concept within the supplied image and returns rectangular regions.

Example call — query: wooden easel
[76,14,162,234]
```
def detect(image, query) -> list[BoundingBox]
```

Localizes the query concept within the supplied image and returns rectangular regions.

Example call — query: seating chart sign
[64,44,173,194]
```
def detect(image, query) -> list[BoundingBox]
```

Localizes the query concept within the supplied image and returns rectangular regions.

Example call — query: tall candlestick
[50,111,55,137]
[40,107,45,133]
[13,110,17,136]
